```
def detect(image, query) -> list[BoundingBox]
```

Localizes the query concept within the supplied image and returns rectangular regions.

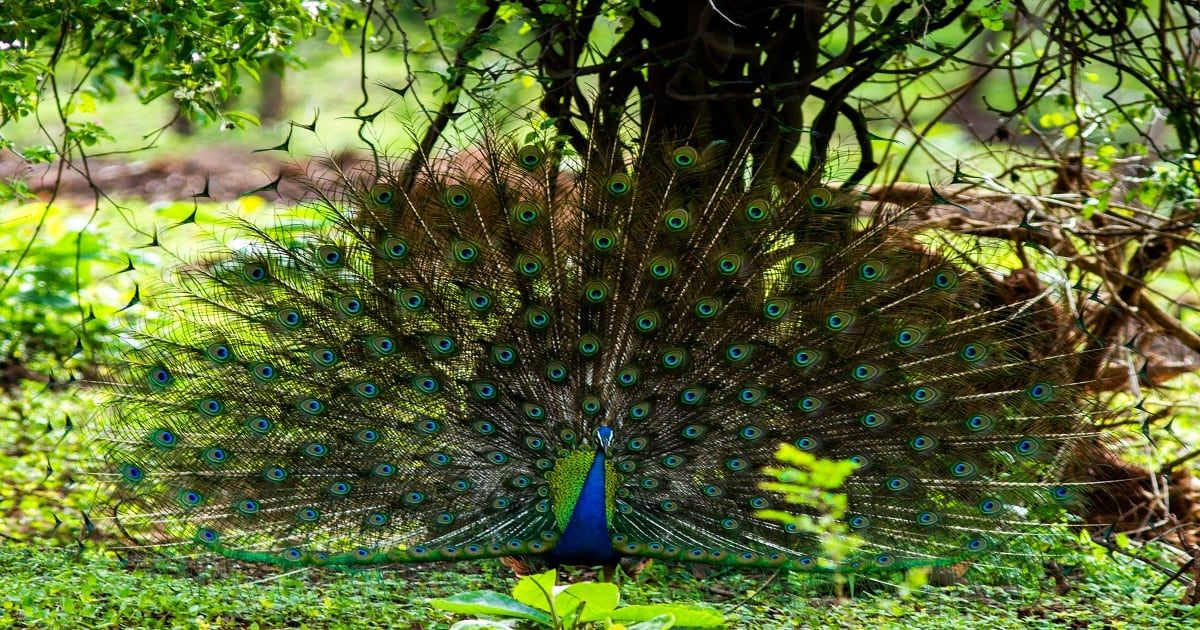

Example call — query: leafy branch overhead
[0,0,354,131]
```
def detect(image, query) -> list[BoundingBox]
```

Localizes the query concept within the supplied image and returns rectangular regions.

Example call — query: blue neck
[549,452,618,566]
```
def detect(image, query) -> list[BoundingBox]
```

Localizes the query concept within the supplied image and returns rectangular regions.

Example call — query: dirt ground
[0,145,358,204]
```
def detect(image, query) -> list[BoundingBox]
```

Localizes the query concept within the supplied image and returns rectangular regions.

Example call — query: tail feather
[90,116,1103,572]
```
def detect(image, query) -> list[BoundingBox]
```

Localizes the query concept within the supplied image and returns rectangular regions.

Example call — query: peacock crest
[93,120,1097,574]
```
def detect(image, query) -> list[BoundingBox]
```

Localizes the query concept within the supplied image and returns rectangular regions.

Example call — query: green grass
[0,543,1195,629]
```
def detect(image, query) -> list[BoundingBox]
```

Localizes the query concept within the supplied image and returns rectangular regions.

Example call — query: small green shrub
[429,568,725,629]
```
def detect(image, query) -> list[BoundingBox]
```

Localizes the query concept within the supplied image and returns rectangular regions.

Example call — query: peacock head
[594,426,613,455]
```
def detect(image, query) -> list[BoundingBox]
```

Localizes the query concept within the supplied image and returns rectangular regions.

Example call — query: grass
[0,542,1196,629]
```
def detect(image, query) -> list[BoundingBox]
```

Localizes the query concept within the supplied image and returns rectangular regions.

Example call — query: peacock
[92,117,1100,578]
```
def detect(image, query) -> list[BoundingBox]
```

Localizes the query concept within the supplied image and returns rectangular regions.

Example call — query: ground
[0,544,1195,628]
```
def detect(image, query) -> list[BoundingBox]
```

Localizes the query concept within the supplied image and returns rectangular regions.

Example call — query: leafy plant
[429,569,724,629]
[755,444,938,597]
[0,202,120,379]
[756,443,862,571]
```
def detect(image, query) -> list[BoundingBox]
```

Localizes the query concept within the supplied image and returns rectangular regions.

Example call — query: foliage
[0,202,116,377]
[0,197,266,377]
[429,569,725,629]
[0,385,89,547]
[756,444,862,571]
[0,543,1195,628]
[0,0,369,207]
[756,445,937,596]
[0,0,351,128]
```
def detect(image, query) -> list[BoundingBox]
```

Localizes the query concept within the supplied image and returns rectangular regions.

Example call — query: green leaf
[429,591,552,626]
[139,83,176,104]
[637,8,662,28]
[582,604,724,626]
[497,2,524,23]
[449,621,516,630]
[510,569,557,612]
[629,615,677,630]
[225,110,262,128]
[538,2,569,17]
[20,145,57,164]
[555,581,619,622]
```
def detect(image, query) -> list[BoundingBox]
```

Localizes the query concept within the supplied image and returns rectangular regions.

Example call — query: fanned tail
[90,114,1104,572]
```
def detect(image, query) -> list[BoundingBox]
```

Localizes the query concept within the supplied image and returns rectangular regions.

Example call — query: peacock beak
[594,427,613,455]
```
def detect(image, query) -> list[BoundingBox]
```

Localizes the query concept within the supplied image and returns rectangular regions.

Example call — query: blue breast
[548,453,618,566]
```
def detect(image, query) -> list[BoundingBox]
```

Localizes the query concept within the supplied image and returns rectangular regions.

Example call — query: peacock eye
[794,436,817,450]
[370,184,395,205]
[382,238,408,260]
[860,410,887,428]
[606,173,632,196]
[251,363,277,381]
[517,145,543,169]
[763,298,790,320]
[797,396,823,413]
[147,366,173,388]
[206,343,232,362]
[790,255,818,276]
[715,253,742,275]
[671,146,698,168]
[744,198,769,221]
[317,245,343,267]
[516,253,543,277]
[444,185,471,208]
[242,262,267,283]
[896,327,924,347]
[634,310,659,332]
[120,463,144,482]
[932,267,959,289]
[663,208,690,231]
[453,240,479,263]
[695,297,721,318]
[826,311,853,331]
[647,256,675,279]
[591,228,617,251]
[525,307,551,329]
[277,308,302,328]
[616,366,639,386]
[1028,382,1053,401]
[400,290,425,310]
[584,281,608,303]
[859,260,884,281]
[581,396,602,414]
